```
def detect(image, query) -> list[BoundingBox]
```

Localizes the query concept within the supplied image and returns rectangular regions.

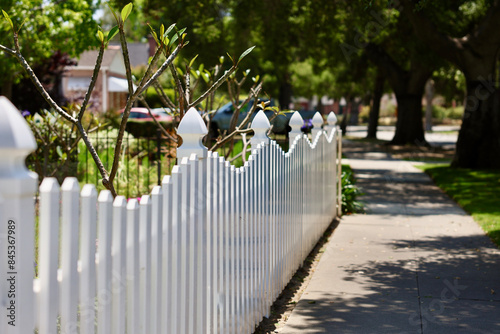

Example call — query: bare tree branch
[78,45,105,121]
[189,66,238,109]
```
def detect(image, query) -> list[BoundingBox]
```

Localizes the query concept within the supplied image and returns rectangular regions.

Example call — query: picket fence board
[80,184,97,334]
[38,178,60,334]
[97,190,113,334]
[1,99,341,334]
[111,196,127,334]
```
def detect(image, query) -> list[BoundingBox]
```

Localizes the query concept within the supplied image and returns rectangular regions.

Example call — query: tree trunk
[278,74,293,110]
[452,79,500,168]
[425,79,434,132]
[367,72,385,138]
[391,93,426,145]
[340,99,351,136]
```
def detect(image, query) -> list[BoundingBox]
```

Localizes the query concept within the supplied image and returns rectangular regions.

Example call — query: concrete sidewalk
[279,143,500,333]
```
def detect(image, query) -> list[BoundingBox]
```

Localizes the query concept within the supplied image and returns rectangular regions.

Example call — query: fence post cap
[0,96,37,151]
[177,107,208,135]
[251,110,271,129]
[289,111,304,127]
[327,111,337,125]
[177,107,208,160]
[312,112,323,128]
[250,110,270,147]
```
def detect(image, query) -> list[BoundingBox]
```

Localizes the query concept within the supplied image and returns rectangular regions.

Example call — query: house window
[67,77,92,91]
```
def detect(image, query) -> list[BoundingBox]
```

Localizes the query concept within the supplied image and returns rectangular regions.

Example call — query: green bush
[143,87,176,108]
[430,105,464,121]
[341,165,364,214]
[25,110,80,183]
[358,105,370,123]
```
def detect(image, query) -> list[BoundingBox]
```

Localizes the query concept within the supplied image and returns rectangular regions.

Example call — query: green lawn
[418,164,500,247]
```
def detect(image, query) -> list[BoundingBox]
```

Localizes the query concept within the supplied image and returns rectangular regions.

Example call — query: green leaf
[107,4,119,23]
[170,27,187,46]
[226,52,234,64]
[97,28,104,43]
[238,45,255,64]
[252,75,260,83]
[177,27,187,36]
[189,54,198,68]
[56,146,63,158]
[2,10,13,29]
[219,56,225,64]
[107,25,119,41]
[169,33,179,46]
[165,23,176,36]
[202,72,210,84]
[147,24,160,45]
[191,69,199,79]
[152,31,159,45]
[160,24,165,39]
[18,17,27,32]
[121,3,133,22]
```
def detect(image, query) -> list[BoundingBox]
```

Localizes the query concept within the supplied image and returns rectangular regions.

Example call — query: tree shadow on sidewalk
[281,234,500,334]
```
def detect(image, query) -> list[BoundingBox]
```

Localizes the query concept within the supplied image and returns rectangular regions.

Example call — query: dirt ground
[254,220,340,333]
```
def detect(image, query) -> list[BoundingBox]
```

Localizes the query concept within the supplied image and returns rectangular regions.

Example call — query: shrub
[341,165,364,214]
[25,110,81,183]
[358,105,370,123]
[430,105,464,122]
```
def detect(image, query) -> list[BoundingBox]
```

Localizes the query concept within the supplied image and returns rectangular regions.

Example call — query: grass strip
[418,164,500,247]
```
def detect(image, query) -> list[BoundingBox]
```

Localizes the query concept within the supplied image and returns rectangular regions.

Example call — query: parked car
[151,107,175,118]
[209,99,291,136]
[119,107,173,123]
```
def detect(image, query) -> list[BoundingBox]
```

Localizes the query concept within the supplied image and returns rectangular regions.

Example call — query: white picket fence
[0,96,340,334]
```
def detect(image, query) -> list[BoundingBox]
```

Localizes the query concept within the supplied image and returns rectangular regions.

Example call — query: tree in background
[0,0,99,100]
[144,0,228,65]
[400,0,500,168]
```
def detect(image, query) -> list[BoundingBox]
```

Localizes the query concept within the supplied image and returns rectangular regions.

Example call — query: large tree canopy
[400,0,500,168]
[0,0,99,101]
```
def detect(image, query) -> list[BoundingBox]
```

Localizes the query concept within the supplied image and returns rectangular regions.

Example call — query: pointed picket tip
[0,96,37,150]
[151,185,161,196]
[126,198,139,210]
[61,177,80,192]
[177,107,208,135]
[98,189,113,203]
[251,110,271,129]
[312,112,323,127]
[327,111,337,125]
[39,177,60,193]
[113,195,127,208]
[161,175,171,185]
[289,111,304,127]
[81,184,97,198]
[140,195,150,205]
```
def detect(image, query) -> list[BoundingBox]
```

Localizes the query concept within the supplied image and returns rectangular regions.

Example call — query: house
[62,40,153,112]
